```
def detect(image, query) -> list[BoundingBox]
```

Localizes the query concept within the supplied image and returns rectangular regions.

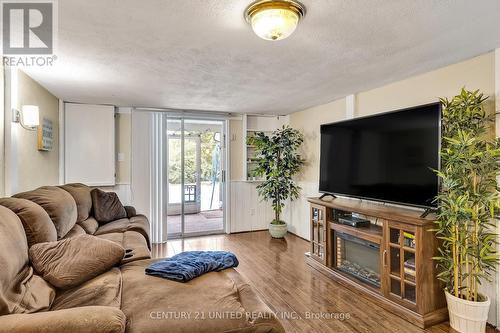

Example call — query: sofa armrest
[0,306,126,333]
[124,206,137,218]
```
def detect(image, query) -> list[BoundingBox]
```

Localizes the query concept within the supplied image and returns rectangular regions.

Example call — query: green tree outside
[167,131,220,184]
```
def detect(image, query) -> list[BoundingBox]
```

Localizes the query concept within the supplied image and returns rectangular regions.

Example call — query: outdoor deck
[166,209,223,235]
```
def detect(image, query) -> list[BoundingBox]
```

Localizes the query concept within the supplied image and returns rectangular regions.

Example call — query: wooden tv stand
[306,197,447,329]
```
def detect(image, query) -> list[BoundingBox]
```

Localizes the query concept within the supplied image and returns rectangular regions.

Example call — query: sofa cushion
[120,259,285,333]
[94,218,131,235]
[14,186,78,239]
[91,189,127,223]
[94,215,151,249]
[96,231,151,264]
[0,206,55,315]
[60,183,92,223]
[0,306,126,333]
[0,198,57,247]
[29,235,125,289]
[78,216,99,234]
[51,268,122,311]
[129,215,151,248]
[62,224,86,239]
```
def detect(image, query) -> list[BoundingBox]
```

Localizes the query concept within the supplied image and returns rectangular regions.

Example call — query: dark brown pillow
[91,189,127,224]
[29,235,125,289]
[124,206,136,218]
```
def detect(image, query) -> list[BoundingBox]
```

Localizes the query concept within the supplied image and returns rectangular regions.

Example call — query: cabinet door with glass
[310,204,328,265]
[384,220,417,310]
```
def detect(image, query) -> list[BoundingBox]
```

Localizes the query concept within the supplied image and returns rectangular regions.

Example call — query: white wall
[116,107,132,185]
[4,69,60,195]
[130,110,152,219]
[96,107,132,205]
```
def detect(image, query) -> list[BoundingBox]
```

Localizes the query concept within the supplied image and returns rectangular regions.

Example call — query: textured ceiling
[23,0,500,115]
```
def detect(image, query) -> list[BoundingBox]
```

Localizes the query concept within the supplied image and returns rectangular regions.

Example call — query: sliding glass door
[166,117,226,239]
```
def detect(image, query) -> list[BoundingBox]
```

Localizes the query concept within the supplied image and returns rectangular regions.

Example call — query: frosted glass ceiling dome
[245,0,306,41]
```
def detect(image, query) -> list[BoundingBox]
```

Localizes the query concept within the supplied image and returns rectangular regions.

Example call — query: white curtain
[131,110,167,244]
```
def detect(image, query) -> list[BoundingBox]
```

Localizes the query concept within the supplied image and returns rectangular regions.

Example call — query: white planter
[445,290,490,333]
[269,223,287,238]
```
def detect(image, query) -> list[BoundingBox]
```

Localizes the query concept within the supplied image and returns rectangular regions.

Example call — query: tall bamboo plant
[434,88,500,302]
[249,126,305,224]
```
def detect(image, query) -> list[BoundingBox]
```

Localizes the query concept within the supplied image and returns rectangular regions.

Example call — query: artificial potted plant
[434,89,499,333]
[250,126,305,238]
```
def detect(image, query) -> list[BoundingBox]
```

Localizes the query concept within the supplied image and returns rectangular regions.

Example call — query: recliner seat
[0,184,284,333]
[9,184,152,264]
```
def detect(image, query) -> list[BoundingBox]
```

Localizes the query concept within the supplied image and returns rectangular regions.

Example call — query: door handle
[383,250,387,267]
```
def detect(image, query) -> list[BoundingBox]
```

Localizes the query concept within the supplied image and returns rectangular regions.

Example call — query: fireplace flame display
[335,232,381,287]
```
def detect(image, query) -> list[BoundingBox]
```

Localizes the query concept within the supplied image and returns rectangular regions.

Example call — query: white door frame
[132,108,231,242]
[162,114,229,239]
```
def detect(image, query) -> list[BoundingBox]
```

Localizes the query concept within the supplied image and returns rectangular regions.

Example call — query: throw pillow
[29,235,125,289]
[91,189,127,223]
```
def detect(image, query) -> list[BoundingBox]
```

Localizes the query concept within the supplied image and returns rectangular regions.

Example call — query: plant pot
[445,290,491,333]
[269,222,287,238]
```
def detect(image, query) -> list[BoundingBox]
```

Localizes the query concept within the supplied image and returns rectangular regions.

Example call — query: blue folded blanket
[145,251,239,282]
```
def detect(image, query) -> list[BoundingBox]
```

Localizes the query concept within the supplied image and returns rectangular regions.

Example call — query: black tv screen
[319,103,441,208]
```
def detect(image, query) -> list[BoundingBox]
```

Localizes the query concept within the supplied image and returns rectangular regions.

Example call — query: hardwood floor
[152,231,497,333]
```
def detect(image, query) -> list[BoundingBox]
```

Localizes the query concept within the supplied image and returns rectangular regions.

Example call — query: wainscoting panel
[230,181,274,233]
[230,180,317,238]
[283,181,320,240]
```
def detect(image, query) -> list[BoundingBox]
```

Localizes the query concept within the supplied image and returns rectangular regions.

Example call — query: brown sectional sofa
[0,184,284,333]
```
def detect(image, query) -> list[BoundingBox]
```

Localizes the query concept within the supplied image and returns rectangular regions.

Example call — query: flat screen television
[319,103,441,208]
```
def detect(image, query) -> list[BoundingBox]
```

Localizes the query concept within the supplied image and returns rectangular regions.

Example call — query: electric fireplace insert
[334,231,381,288]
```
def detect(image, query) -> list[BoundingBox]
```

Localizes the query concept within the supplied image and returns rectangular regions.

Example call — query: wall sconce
[12,105,40,130]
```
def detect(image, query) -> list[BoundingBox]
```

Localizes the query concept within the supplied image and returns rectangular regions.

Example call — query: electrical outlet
[250,208,256,216]
[117,152,125,162]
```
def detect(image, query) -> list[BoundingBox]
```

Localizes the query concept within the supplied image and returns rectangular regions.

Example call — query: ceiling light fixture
[244,0,306,41]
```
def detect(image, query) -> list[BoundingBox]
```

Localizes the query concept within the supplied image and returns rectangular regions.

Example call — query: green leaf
[434,88,499,296]
[251,126,305,220]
